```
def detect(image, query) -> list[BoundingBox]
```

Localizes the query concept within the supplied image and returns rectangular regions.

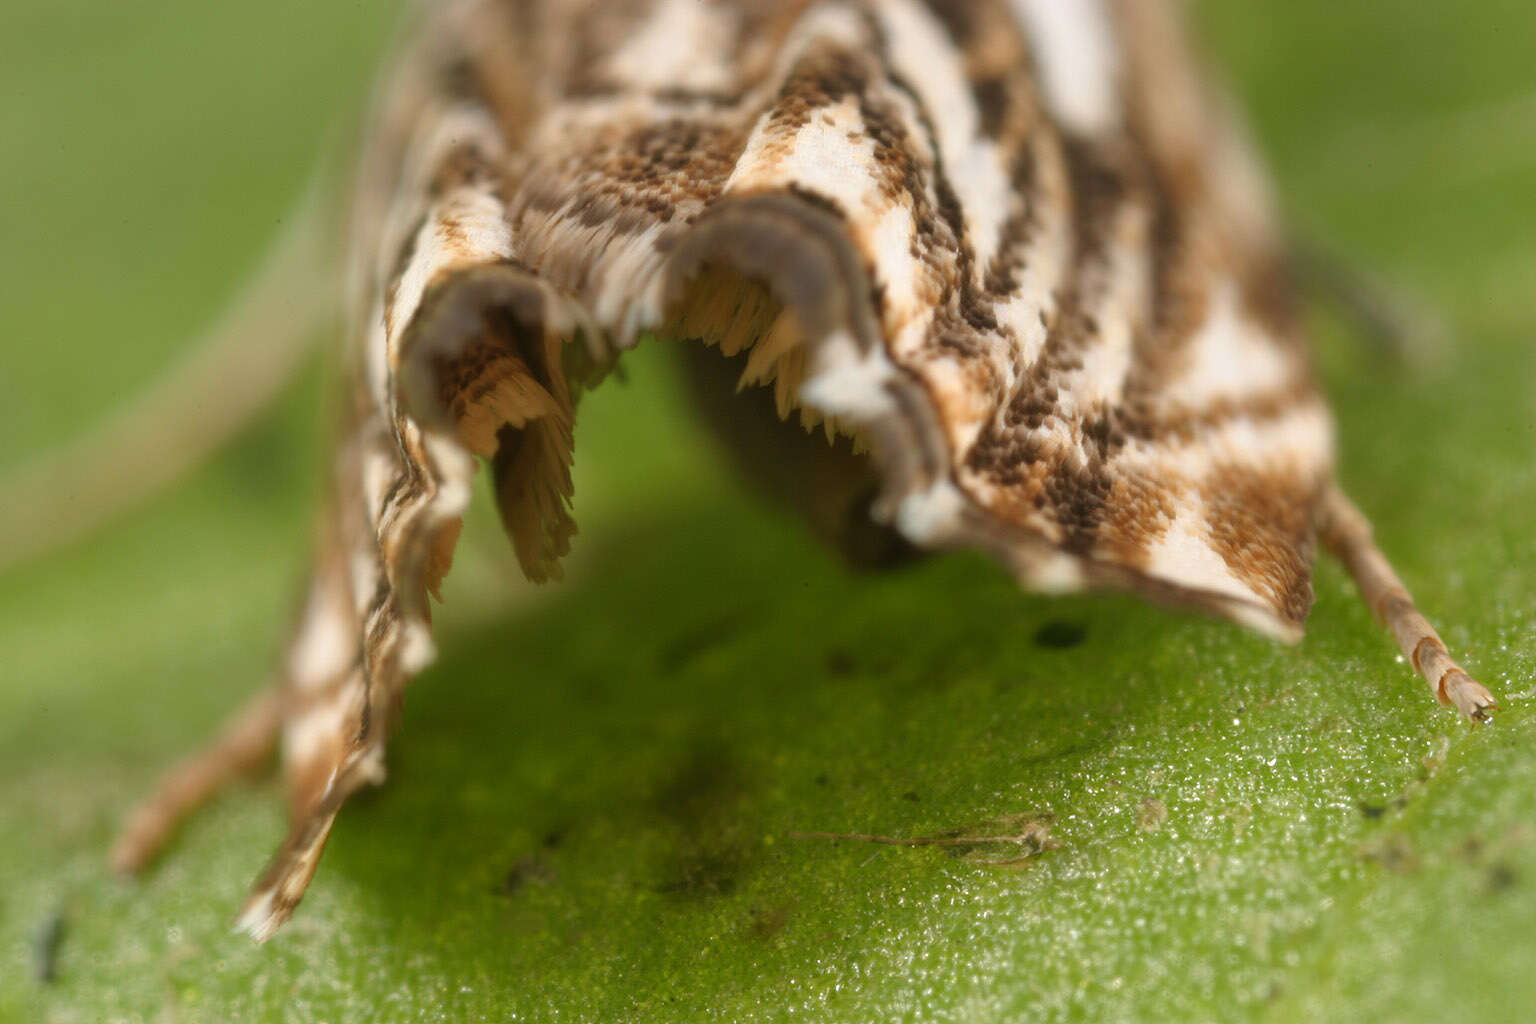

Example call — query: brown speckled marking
[1201,463,1318,629]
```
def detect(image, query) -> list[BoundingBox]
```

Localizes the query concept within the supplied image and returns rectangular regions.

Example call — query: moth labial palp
[103,0,1498,941]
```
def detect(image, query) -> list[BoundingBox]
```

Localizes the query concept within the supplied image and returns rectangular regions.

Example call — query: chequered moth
[100,0,1497,940]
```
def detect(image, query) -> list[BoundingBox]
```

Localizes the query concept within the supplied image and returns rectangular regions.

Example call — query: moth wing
[480,0,1332,637]
[234,0,1491,939]
[238,16,612,936]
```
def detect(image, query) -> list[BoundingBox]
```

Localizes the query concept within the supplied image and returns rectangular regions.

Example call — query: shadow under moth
[96,0,1496,940]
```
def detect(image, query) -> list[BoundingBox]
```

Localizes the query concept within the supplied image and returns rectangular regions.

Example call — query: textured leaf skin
[1,1,1533,1022]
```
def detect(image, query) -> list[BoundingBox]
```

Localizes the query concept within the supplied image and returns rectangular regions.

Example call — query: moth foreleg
[1320,487,1497,721]
[109,685,283,875]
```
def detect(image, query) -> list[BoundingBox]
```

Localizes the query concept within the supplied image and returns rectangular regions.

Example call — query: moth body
[106,0,1495,940]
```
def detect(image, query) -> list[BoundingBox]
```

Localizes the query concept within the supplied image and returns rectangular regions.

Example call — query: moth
[103,0,1496,941]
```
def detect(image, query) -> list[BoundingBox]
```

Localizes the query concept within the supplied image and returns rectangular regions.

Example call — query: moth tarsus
[110,687,284,877]
[1318,487,1497,722]
[107,0,1500,940]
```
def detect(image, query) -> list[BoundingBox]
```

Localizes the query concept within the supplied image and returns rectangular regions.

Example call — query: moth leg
[1319,487,1497,721]
[109,686,283,875]
[233,495,381,940]
[1289,236,1445,363]
[0,172,335,575]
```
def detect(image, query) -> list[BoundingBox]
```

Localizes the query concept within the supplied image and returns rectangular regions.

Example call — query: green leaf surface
[3,2,1533,1021]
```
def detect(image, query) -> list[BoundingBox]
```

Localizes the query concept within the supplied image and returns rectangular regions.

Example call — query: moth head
[658,196,930,570]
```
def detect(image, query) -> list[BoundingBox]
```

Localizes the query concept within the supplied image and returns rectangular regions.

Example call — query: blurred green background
[2,2,1533,1021]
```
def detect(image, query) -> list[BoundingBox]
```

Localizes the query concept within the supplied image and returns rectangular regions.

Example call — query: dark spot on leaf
[501,854,556,895]
[33,908,65,985]
[901,791,921,802]
[651,742,755,900]
[814,773,829,787]
[747,903,793,940]
[1359,833,1419,874]
[655,848,743,898]
[653,743,744,822]
[1033,621,1087,649]
[1487,862,1518,892]
[824,648,856,676]
[1359,802,1386,820]
[657,608,755,673]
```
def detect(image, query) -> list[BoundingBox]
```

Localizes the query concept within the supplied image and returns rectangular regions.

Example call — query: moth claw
[1451,678,1498,723]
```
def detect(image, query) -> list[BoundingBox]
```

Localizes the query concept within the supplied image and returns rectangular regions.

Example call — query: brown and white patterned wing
[243,0,1333,936]
[230,0,1489,939]
[239,4,602,938]
[477,0,1334,635]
